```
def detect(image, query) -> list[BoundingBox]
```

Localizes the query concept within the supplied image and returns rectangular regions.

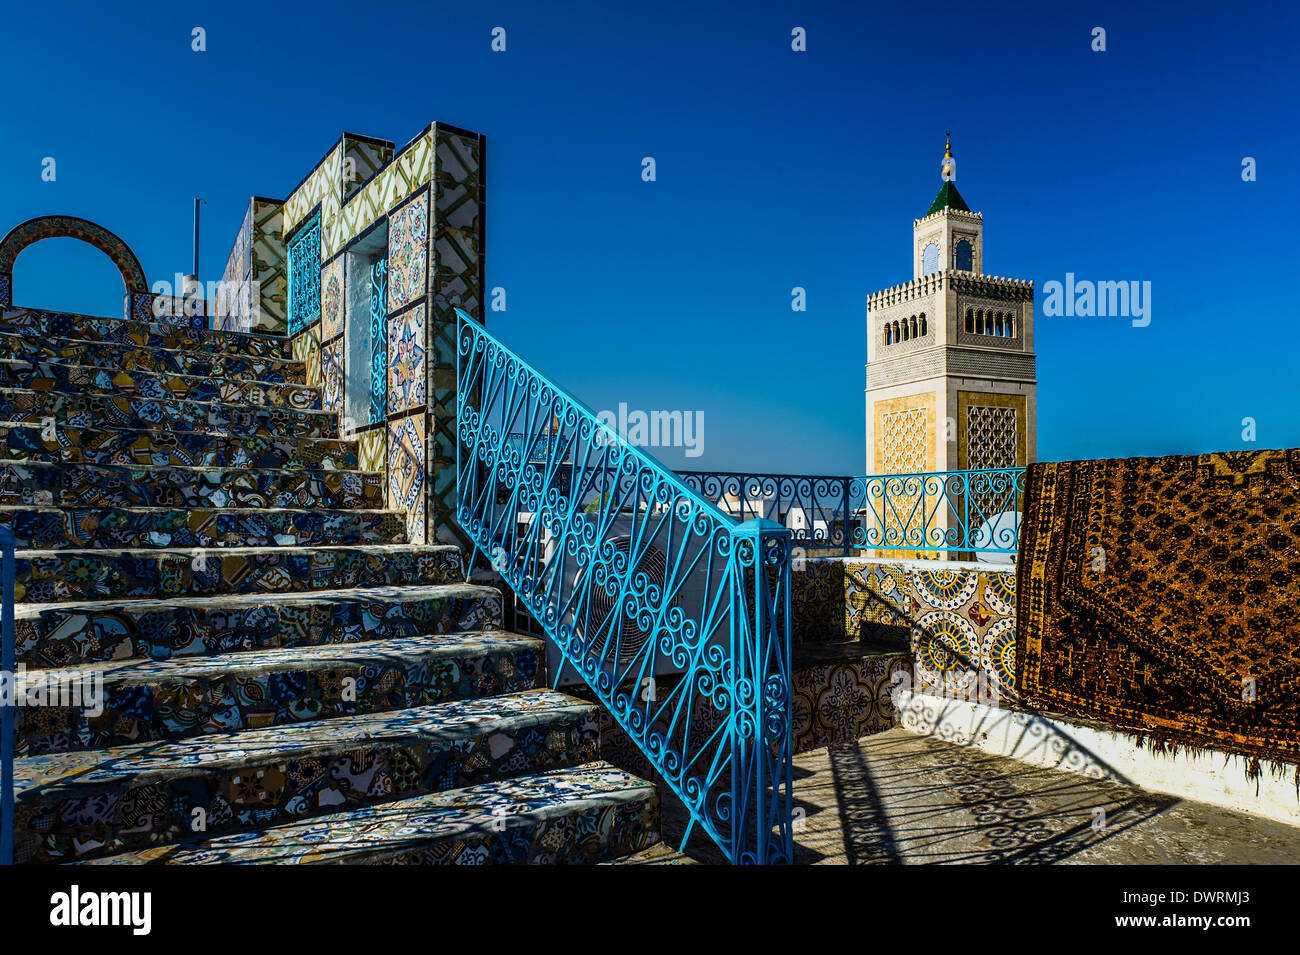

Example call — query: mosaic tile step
[0,462,385,510]
[16,542,461,602]
[0,360,320,411]
[0,423,357,470]
[16,582,503,667]
[14,689,600,863]
[17,630,543,754]
[0,337,304,385]
[3,506,406,550]
[0,310,291,359]
[86,762,658,865]
[0,389,338,439]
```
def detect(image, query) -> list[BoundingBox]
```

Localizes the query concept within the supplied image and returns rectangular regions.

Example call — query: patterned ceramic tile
[17,631,541,754]
[322,336,343,412]
[358,427,385,472]
[387,414,426,544]
[14,690,598,863]
[387,192,428,311]
[320,255,345,341]
[0,336,301,383]
[0,463,384,511]
[16,582,504,668]
[387,304,426,413]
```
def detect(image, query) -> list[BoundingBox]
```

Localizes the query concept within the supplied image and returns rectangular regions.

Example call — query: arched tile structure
[0,215,148,308]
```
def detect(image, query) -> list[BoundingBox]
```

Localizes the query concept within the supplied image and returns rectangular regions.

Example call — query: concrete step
[0,336,304,384]
[2,505,406,549]
[86,762,658,865]
[0,388,338,439]
[0,462,385,510]
[0,309,291,358]
[16,582,503,667]
[1,359,320,410]
[17,542,460,602]
[0,423,357,470]
[13,688,599,863]
[16,630,543,754]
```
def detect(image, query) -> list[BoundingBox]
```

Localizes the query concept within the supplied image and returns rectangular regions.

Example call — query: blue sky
[3,0,1296,472]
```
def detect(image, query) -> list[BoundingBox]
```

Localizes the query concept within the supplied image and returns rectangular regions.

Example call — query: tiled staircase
[1,307,662,864]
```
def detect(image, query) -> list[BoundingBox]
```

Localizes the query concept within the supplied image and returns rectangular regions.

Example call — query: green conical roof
[926,180,970,216]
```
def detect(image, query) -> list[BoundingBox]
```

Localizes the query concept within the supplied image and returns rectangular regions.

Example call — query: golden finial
[941,133,956,182]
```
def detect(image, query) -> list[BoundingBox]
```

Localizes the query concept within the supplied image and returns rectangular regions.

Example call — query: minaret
[865,137,1037,484]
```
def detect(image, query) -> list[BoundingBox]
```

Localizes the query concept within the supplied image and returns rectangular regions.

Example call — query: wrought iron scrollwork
[455,310,793,864]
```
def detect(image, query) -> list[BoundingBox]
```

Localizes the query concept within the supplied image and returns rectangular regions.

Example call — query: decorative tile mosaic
[292,324,322,390]
[387,413,426,545]
[336,131,434,258]
[9,506,402,550]
[16,582,504,668]
[428,127,485,545]
[322,336,343,412]
[17,543,460,603]
[387,304,426,413]
[320,255,345,341]
[14,690,598,863]
[358,427,385,472]
[387,192,428,312]
[844,561,1017,698]
[0,391,333,439]
[0,463,385,511]
[88,763,656,866]
[1,307,289,357]
[792,651,912,753]
[0,423,358,471]
[0,337,302,383]
[17,631,541,754]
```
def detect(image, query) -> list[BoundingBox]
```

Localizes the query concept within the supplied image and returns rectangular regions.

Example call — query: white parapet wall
[894,688,1300,826]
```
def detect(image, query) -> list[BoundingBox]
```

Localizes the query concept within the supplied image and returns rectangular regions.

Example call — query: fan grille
[587,536,669,665]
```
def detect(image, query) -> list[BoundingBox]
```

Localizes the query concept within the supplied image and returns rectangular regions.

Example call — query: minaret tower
[865,137,1037,481]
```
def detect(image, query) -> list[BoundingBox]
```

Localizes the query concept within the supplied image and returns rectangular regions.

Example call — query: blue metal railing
[455,310,793,864]
[1,525,14,867]
[678,468,1026,556]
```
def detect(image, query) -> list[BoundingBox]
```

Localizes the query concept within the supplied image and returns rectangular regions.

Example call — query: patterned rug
[1016,449,1300,766]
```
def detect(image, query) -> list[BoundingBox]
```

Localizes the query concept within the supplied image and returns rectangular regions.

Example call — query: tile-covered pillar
[427,124,485,546]
[386,189,431,544]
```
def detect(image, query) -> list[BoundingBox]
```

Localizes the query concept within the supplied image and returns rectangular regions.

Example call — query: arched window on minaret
[976,310,984,334]
[922,243,939,276]
[965,308,974,333]
[892,320,901,342]
[883,325,891,346]
[1007,314,1015,337]
[910,316,918,338]
[994,312,1004,337]
[919,313,927,336]
[956,239,973,272]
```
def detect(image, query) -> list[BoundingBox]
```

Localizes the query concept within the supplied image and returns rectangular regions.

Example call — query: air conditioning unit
[517,507,723,688]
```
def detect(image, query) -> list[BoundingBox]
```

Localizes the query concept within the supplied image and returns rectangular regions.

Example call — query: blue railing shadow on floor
[454,310,793,864]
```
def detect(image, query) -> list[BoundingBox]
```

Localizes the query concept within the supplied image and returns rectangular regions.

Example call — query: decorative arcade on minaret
[865,137,1037,479]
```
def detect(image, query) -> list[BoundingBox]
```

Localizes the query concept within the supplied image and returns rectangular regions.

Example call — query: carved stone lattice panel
[967,405,1017,471]
[882,408,928,475]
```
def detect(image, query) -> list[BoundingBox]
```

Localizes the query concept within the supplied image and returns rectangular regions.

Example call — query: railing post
[840,476,851,557]
[728,518,794,864]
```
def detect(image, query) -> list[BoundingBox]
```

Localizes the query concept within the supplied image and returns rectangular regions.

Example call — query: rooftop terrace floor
[663,728,1300,864]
